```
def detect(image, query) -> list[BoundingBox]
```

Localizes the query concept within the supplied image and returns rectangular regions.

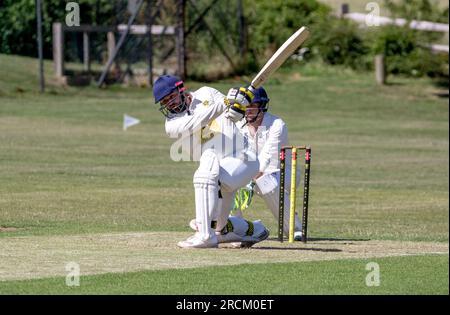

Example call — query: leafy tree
[0,0,115,58]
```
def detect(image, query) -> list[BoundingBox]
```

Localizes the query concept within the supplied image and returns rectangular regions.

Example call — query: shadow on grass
[251,246,343,252]
[433,78,449,88]
[267,237,371,242]
[432,78,449,98]
[384,81,405,86]
[433,91,449,98]
[241,237,374,252]
[307,237,371,242]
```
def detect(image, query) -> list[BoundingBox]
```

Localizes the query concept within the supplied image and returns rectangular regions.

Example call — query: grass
[0,53,448,294]
[0,255,447,294]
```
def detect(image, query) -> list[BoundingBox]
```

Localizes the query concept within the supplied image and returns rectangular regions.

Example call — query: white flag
[123,114,140,131]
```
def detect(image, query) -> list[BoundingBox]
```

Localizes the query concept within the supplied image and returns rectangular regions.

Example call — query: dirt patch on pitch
[0,232,447,281]
[0,226,20,232]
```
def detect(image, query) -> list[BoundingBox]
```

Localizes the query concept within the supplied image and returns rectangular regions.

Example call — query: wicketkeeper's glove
[233,181,255,212]
[224,87,254,123]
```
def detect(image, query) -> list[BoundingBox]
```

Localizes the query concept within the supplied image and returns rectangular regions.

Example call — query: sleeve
[165,87,227,138]
[258,119,288,173]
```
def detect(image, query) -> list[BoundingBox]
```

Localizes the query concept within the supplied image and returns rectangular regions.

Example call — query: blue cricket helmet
[153,75,184,103]
[252,86,270,111]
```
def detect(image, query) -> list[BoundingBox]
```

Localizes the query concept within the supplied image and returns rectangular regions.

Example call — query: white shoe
[294,231,302,241]
[239,226,270,248]
[177,233,218,249]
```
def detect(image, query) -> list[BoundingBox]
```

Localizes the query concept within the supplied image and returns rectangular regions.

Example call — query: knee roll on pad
[194,149,220,186]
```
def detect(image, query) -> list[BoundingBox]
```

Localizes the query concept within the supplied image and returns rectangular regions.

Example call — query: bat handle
[247,85,256,93]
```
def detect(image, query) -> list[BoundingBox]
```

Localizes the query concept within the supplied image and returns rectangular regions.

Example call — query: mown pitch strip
[0,231,447,281]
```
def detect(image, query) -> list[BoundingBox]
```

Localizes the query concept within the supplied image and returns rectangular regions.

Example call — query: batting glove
[224,87,254,123]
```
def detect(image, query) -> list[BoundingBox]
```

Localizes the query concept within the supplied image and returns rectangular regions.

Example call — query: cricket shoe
[231,222,270,248]
[294,231,302,241]
[189,219,218,231]
[177,233,218,249]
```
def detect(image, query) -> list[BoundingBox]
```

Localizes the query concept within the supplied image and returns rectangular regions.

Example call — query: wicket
[278,146,311,243]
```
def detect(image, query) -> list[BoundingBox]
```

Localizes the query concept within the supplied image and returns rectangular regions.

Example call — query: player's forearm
[258,152,272,173]
[165,103,225,137]
[258,135,281,172]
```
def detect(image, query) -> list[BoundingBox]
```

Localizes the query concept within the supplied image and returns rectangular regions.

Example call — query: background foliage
[0,0,115,59]
[0,0,448,79]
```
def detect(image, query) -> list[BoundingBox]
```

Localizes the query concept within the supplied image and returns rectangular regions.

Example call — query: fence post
[375,54,386,85]
[36,0,45,92]
[107,32,116,64]
[340,3,349,17]
[83,32,90,73]
[53,22,64,79]
[176,0,186,80]
[146,0,154,86]
[237,0,247,60]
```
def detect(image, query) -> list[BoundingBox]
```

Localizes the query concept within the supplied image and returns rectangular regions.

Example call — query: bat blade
[251,26,310,89]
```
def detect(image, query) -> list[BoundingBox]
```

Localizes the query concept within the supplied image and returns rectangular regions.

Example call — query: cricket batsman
[152,75,270,248]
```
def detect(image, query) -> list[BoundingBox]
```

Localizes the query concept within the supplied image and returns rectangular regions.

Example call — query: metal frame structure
[51,0,247,87]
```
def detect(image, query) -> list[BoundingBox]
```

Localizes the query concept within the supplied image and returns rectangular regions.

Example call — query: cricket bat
[249,26,310,91]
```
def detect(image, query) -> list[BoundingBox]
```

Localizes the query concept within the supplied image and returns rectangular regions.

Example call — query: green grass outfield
[0,54,448,294]
[0,255,448,295]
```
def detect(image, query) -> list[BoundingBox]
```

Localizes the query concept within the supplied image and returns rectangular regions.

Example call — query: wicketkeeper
[152,75,270,248]
[234,87,303,241]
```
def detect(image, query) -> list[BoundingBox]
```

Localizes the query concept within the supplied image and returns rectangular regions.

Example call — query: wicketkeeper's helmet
[252,86,270,112]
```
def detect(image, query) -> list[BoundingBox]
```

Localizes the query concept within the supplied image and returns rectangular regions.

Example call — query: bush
[385,0,449,23]
[368,25,448,78]
[244,0,448,78]
[245,0,371,71]
[0,0,447,80]
[245,0,331,62]
[312,18,370,70]
[369,0,449,78]
[370,26,417,75]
